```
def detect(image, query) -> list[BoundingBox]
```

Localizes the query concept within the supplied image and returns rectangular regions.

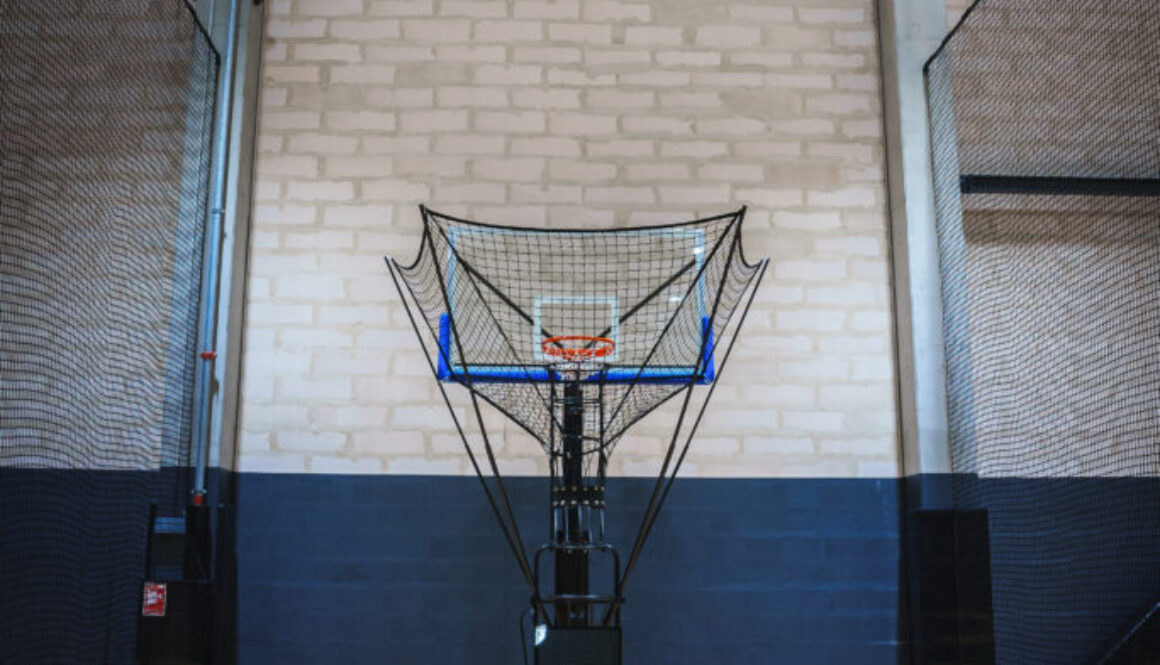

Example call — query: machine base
[535,627,622,665]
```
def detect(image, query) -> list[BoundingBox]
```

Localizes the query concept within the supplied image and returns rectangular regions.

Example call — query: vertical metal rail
[556,379,590,627]
[191,0,241,499]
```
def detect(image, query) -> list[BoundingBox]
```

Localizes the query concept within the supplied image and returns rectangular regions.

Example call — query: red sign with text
[142,582,167,617]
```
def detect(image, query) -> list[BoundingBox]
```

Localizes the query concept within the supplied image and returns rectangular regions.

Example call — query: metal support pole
[191,0,241,500]
[877,0,954,506]
[555,380,590,627]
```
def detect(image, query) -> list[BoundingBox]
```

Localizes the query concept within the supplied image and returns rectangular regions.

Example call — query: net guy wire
[605,237,767,624]
[425,225,541,596]
[385,257,540,598]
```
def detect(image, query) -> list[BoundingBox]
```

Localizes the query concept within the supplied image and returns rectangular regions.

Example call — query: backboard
[435,223,716,384]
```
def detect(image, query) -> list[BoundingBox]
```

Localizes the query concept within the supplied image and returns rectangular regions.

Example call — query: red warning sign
[142,582,167,617]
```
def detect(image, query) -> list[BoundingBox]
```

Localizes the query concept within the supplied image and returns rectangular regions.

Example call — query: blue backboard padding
[436,313,715,384]
[436,314,451,380]
[700,316,715,382]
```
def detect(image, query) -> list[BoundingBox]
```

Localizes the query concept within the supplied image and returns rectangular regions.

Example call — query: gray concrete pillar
[877,0,954,507]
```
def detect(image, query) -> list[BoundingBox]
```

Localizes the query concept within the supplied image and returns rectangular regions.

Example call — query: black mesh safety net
[386,207,767,628]
[0,1,218,662]
[393,208,762,452]
[926,1,1160,663]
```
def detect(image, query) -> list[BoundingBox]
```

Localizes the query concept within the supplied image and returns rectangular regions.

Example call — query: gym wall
[235,1,905,663]
[241,0,897,479]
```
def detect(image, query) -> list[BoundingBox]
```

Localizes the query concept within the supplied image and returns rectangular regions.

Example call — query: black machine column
[555,380,590,626]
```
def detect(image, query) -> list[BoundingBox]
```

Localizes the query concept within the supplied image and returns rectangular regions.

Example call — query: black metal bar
[451,252,538,327]
[604,258,768,625]
[613,229,740,612]
[425,204,743,234]
[639,261,768,566]
[603,210,742,428]
[923,0,985,74]
[426,216,556,341]
[143,503,159,579]
[555,380,590,627]
[589,259,697,345]
[419,225,540,595]
[548,378,558,558]
[427,216,559,422]
[181,0,221,61]
[387,259,556,445]
[1085,598,1160,665]
[598,374,607,544]
[626,385,694,548]
[426,218,571,364]
[385,256,538,595]
[183,504,212,581]
[960,175,1160,197]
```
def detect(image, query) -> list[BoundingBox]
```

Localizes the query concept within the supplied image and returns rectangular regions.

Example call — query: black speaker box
[535,627,622,665]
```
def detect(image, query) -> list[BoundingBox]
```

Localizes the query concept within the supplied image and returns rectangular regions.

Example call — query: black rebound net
[393,209,761,451]
[927,1,1160,662]
[386,208,766,630]
[0,1,217,662]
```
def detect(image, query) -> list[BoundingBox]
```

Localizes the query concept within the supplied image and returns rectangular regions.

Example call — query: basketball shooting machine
[386,206,767,663]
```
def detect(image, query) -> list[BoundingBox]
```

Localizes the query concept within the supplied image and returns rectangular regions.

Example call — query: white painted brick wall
[945,0,974,30]
[241,0,898,478]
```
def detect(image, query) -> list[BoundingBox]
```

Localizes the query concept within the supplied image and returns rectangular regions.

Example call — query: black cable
[604,259,768,625]
[616,228,741,596]
[420,220,539,591]
[386,257,537,592]
[603,211,742,427]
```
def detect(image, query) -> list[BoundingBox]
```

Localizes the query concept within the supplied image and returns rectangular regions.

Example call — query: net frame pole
[616,228,739,584]
[418,221,541,594]
[630,259,768,574]
[425,208,560,424]
[603,257,768,625]
[385,257,541,599]
[190,0,240,499]
[602,210,742,429]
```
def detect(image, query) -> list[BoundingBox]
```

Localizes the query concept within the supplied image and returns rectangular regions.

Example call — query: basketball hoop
[386,205,768,641]
[541,335,615,361]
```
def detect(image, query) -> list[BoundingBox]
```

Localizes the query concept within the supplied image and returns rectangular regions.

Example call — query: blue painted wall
[235,474,903,665]
[0,467,226,665]
[4,471,1157,663]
